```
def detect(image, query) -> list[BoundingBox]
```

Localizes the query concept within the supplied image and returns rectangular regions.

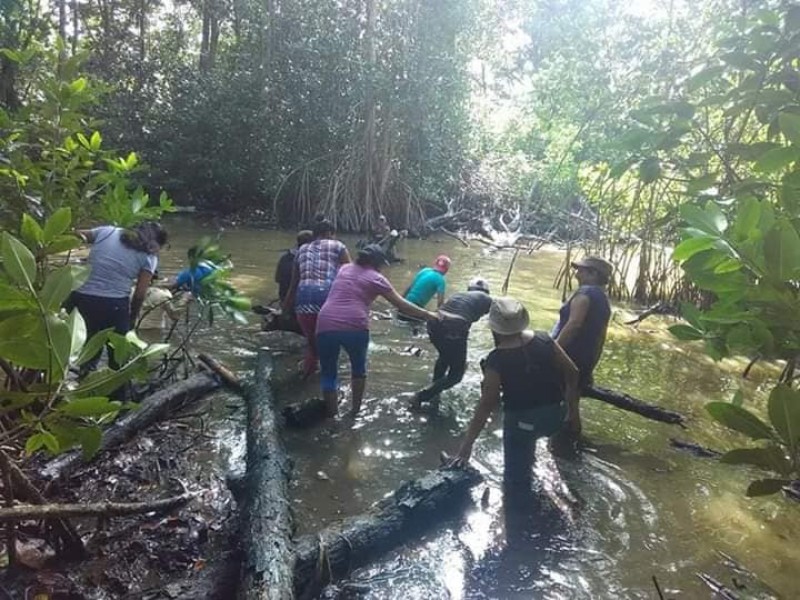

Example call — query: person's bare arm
[339,248,351,265]
[554,293,590,349]
[553,341,580,433]
[381,288,437,321]
[130,270,154,324]
[282,262,300,312]
[450,368,501,465]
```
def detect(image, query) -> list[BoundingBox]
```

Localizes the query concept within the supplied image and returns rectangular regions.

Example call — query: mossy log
[293,466,482,599]
[42,371,220,485]
[584,385,686,426]
[238,350,295,600]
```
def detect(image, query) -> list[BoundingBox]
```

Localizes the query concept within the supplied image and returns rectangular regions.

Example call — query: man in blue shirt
[400,255,451,323]
[171,246,219,297]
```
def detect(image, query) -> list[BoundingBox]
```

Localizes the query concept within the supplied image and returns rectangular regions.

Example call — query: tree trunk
[238,351,294,600]
[293,466,483,598]
[200,0,211,70]
[41,372,220,485]
[72,0,80,55]
[584,385,686,426]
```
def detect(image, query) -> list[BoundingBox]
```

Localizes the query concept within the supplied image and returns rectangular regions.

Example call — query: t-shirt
[274,249,296,301]
[429,291,491,339]
[550,285,610,384]
[295,238,347,314]
[405,267,446,307]
[78,226,158,298]
[175,261,217,296]
[316,263,393,333]
[484,332,564,412]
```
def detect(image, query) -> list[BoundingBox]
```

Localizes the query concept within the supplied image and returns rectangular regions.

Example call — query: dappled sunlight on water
[159,215,798,598]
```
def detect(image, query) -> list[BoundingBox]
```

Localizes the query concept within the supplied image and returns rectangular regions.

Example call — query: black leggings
[415,322,468,403]
[65,291,131,370]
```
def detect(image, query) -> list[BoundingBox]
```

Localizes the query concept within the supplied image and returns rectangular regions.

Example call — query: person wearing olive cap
[448,297,579,497]
[316,244,440,417]
[551,255,613,435]
[411,277,492,412]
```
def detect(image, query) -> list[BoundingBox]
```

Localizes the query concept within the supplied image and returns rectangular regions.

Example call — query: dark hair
[312,219,335,238]
[296,230,314,246]
[355,254,374,268]
[120,221,167,254]
[187,246,199,260]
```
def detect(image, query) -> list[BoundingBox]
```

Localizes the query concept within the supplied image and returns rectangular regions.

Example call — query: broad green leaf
[73,366,141,398]
[680,204,727,235]
[0,314,49,369]
[768,384,800,451]
[672,236,717,262]
[76,329,112,366]
[1,232,36,290]
[47,314,72,375]
[43,208,72,243]
[639,157,661,184]
[20,214,43,247]
[75,426,103,460]
[0,283,36,315]
[687,65,726,91]
[706,402,775,441]
[66,308,86,363]
[680,302,702,329]
[746,479,790,496]
[58,396,121,417]
[686,173,718,194]
[713,258,742,274]
[39,266,83,311]
[24,433,45,455]
[764,220,800,280]
[45,235,81,255]
[40,430,60,454]
[90,131,101,151]
[669,324,704,341]
[754,146,800,173]
[732,389,744,407]
[721,446,793,475]
[68,77,87,94]
[778,112,800,145]
[732,197,762,240]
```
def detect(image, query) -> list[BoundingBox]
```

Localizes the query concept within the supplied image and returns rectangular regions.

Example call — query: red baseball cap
[434,255,451,273]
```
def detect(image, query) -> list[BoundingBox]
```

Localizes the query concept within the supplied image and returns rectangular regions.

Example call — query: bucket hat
[488,297,530,335]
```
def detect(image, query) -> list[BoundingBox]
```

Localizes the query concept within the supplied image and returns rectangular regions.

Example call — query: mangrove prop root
[0,492,196,522]
[198,353,242,391]
[42,372,220,485]
[0,450,84,556]
[293,466,483,599]
[584,385,686,426]
[239,350,294,600]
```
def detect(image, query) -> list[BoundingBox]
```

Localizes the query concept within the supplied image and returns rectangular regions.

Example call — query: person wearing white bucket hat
[448,297,580,497]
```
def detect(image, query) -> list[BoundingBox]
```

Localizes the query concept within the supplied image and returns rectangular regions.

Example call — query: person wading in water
[551,255,613,436]
[448,297,579,501]
[410,277,492,412]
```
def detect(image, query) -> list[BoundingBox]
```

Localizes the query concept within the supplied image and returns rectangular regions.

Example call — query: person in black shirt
[448,297,579,496]
[411,277,492,412]
[275,230,313,302]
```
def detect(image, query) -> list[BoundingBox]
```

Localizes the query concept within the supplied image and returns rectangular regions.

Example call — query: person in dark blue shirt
[550,255,613,435]
[170,246,219,297]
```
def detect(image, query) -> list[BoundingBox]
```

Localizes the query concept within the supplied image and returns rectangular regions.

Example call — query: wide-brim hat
[571,256,613,280]
[358,244,390,266]
[488,296,530,335]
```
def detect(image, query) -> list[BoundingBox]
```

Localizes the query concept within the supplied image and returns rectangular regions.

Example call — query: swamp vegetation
[1,0,800,597]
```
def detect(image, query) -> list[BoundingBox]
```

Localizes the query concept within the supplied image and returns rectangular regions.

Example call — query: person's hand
[446,443,473,468]
[425,310,441,322]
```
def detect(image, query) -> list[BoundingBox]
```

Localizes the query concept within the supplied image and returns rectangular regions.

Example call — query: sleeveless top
[551,285,610,381]
[483,332,564,412]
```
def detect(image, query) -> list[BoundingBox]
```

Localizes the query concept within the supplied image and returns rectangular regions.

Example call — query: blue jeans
[317,330,370,392]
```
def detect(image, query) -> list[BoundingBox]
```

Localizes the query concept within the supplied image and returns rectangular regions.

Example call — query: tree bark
[0,492,195,521]
[41,372,220,484]
[584,385,686,426]
[293,466,482,598]
[238,350,294,600]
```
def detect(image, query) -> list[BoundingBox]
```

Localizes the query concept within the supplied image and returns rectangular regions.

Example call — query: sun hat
[433,255,451,274]
[358,244,390,267]
[488,297,530,336]
[571,255,613,282]
[467,277,490,294]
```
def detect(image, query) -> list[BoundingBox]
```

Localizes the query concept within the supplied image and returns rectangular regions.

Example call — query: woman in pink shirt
[316,244,438,417]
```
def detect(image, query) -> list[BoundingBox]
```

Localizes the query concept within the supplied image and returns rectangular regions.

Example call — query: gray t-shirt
[77,226,158,298]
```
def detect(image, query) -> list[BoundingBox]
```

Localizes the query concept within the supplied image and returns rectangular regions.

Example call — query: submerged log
[584,386,686,426]
[239,350,294,600]
[293,466,482,598]
[42,372,220,485]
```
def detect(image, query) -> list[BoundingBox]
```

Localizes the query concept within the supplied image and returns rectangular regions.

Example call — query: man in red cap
[400,255,451,321]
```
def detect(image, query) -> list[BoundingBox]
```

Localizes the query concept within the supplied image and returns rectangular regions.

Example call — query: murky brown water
[159,214,798,599]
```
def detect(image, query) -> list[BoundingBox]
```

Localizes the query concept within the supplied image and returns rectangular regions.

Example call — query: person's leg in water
[340,330,370,415]
[296,312,320,378]
[317,331,342,417]
[413,333,467,411]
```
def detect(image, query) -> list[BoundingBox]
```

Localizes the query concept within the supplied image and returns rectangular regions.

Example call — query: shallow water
[159,214,798,599]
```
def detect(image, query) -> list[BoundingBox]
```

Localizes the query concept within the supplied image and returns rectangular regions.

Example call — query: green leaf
[706,402,775,441]
[1,232,36,291]
[673,236,718,262]
[68,78,87,94]
[768,384,800,451]
[746,479,790,496]
[680,203,728,235]
[66,308,86,363]
[669,324,704,341]
[20,214,43,247]
[45,235,81,255]
[639,157,661,184]
[47,314,72,375]
[89,131,102,151]
[754,146,800,173]
[764,220,800,280]
[686,173,718,194]
[778,112,800,145]
[24,433,45,455]
[76,329,112,366]
[75,426,102,460]
[721,446,793,475]
[732,389,744,407]
[43,208,72,243]
[39,265,87,311]
[58,396,121,417]
[0,283,36,315]
[40,430,59,454]
[0,314,49,369]
[73,367,139,398]
[680,302,702,329]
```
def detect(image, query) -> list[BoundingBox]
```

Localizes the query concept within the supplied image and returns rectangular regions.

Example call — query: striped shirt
[294,238,347,314]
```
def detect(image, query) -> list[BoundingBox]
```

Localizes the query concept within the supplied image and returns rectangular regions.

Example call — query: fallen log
[42,371,220,485]
[293,466,483,599]
[669,438,721,458]
[584,385,686,426]
[239,350,294,600]
[198,353,242,391]
[0,492,196,522]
